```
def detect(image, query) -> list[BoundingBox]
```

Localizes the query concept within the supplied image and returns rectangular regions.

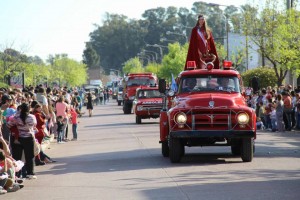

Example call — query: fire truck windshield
[127,78,156,86]
[179,76,240,93]
[137,90,162,99]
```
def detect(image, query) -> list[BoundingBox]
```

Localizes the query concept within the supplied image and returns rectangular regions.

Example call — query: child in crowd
[270,105,277,132]
[264,98,273,130]
[258,101,266,127]
[70,108,79,141]
[256,117,265,130]
[56,116,65,144]
[5,108,19,144]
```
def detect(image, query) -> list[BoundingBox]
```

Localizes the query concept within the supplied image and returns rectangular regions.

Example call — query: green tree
[83,2,256,77]
[87,14,146,73]
[241,67,277,88]
[215,42,226,63]
[272,9,300,77]
[49,57,87,87]
[0,48,28,84]
[159,43,188,81]
[23,63,49,86]
[245,0,300,86]
[27,56,44,65]
[144,62,161,76]
[122,57,144,74]
[83,42,100,69]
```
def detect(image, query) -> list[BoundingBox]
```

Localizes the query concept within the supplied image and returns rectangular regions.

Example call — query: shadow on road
[38,142,300,176]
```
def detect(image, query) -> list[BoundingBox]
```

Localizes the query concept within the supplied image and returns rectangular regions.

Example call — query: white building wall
[226,33,299,86]
[226,32,260,70]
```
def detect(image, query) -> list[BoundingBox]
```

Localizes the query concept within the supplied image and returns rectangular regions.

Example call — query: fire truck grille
[191,111,232,130]
[141,104,163,110]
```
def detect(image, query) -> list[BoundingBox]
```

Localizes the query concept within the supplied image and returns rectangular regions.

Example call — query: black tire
[169,137,183,163]
[161,141,169,157]
[231,141,242,156]
[136,115,141,124]
[241,138,254,162]
[123,102,131,114]
[181,146,185,157]
[118,101,121,106]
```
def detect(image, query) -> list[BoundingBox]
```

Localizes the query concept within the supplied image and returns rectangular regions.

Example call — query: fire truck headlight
[237,113,249,125]
[137,106,143,111]
[168,90,175,97]
[175,112,187,124]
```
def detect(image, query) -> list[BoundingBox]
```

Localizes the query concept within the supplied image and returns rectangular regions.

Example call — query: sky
[0,0,250,62]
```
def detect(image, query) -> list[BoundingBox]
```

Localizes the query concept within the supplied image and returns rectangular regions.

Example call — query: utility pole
[286,0,295,88]
[287,0,294,9]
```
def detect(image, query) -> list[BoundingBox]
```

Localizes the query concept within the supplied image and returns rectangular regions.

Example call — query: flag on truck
[171,74,178,92]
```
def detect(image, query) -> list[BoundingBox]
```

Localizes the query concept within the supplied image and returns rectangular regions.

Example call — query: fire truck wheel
[136,116,142,124]
[161,141,169,157]
[169,137,183,163]
[231,142,242,156]
[241,138,254,162]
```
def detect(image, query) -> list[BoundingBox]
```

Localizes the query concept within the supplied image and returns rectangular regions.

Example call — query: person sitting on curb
[0,149,23,193]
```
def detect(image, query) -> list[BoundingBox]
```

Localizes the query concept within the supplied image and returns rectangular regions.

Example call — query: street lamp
[138,56,150,64]
[166,31,188,42]
[143,52,155,62]
[146,44,168,63]
[139,52,154,62]
[137,53,151,63]
[143,50,158,61]
[221,14,229,59]
[160,37,178,43]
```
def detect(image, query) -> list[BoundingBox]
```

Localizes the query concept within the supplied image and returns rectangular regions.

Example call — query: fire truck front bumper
[170,130,255,139]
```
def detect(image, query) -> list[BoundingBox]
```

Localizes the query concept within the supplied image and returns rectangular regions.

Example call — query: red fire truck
[132,86,163,124]
[159,61,256,163]
[122,73,158,114]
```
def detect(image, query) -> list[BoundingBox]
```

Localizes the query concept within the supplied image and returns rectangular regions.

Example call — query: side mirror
[159,79,166,94]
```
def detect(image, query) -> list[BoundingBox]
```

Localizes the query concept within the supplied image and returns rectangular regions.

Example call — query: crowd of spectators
[0,85,83,195]
[245,84,300,132]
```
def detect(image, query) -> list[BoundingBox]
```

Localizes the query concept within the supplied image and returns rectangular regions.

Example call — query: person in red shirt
[32,104,56,165]
[70,108,78,141]
[185,14,220,70]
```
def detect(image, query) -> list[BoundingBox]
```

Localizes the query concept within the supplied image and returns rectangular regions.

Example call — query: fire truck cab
[159,61,256,163]
[122,73,158,114]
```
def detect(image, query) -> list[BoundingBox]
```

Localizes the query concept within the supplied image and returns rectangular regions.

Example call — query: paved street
[4,101,300,200]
